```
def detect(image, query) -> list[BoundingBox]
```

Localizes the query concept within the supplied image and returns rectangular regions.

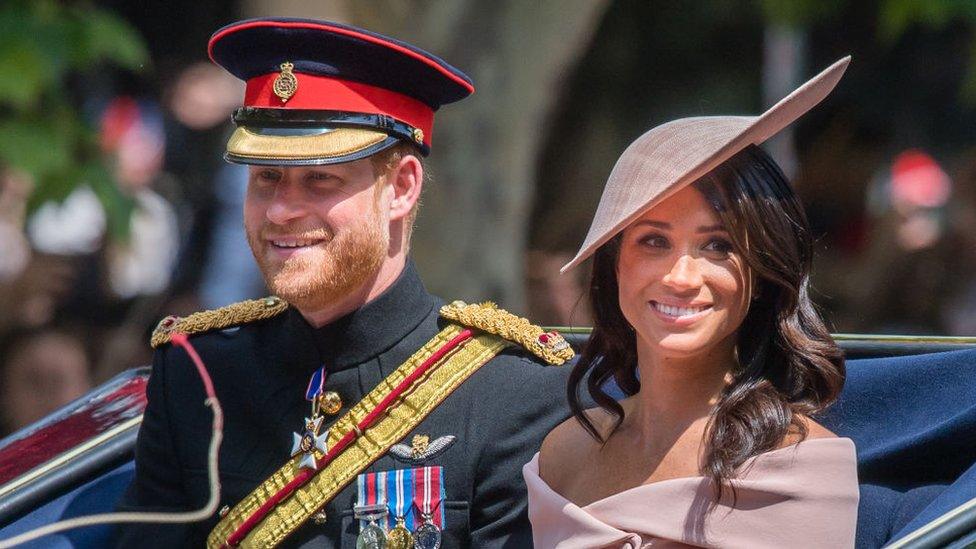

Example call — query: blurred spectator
[0,170,31,282]
[164,62,263,309]
[0,170,77,332]
[0,327,92,437]
[845,150,959,334]
[197,161,265,309]
[17,96,181,380]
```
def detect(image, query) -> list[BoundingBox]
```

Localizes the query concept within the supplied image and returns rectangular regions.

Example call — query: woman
[524,57,858,548]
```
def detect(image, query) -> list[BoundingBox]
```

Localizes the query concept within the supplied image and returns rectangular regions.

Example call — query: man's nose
[662,254,703,291]
[265,184,306,224]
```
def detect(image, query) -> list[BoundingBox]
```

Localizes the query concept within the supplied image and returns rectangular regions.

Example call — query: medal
[387,516,413,549]
[354,503,389,549]
[411,466,444,549]
[386,469,413,549]
[413,519,441,549]
[356,518,387,549]
[290,366,329,470]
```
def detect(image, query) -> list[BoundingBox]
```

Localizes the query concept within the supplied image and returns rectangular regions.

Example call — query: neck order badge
[290,366,329,470]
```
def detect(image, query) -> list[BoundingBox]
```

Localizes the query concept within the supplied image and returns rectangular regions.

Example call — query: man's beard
[248,216,389,311]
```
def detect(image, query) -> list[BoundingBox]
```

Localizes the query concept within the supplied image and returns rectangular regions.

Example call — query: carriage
[1,332,974,548]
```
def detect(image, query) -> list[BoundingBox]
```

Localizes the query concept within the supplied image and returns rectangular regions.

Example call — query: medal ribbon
[412,466,444,529]
[356,471,388,531]
[385,468,414,530]
[305,366,326,403]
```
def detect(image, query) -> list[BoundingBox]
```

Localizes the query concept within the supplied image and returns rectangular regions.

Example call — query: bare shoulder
[781,415,839,448]
[539,409,609,483]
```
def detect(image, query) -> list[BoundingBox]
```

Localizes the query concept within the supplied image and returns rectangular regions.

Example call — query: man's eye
[307,171,334,182]
[258,170,281,182]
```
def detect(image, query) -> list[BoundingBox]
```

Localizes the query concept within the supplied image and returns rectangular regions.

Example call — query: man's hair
[369,141,426,247]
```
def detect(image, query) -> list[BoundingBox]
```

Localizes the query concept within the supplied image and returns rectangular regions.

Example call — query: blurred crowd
[0,62,266,437]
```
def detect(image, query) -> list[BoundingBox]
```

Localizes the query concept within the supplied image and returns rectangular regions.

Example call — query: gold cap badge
[412,128,424,144]
[273,61,298,103]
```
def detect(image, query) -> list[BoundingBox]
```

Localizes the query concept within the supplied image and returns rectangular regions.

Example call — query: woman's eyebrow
[632,220,670,230]
[631,220,726,233]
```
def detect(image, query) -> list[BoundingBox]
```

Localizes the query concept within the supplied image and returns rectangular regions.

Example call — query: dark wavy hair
[568,144,845,499]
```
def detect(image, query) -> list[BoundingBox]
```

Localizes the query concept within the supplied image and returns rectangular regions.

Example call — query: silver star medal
[291,416,328,470]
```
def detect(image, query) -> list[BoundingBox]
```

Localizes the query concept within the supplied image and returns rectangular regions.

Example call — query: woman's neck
[624,337,736,443]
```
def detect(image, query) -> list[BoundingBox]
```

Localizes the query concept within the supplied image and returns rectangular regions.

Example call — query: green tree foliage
[878,0,976,103]
[761,0,976,105]
[0,0,149,238]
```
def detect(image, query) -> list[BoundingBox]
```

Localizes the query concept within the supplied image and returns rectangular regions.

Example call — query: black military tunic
[116,262,573,547]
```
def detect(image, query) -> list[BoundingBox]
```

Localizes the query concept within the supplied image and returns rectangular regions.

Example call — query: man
[116,17,575,548]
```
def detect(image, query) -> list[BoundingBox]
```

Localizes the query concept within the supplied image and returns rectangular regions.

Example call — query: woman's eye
[703,238,734,255]
[639,234,669,249]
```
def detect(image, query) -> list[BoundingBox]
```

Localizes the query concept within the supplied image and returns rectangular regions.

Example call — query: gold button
[318,391,343,415]
[312,510,327,524]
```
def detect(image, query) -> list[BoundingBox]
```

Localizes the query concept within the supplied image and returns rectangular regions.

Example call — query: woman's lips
[649,300,713,325]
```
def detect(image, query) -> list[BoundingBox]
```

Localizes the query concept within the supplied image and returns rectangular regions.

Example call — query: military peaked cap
[209,17,474,165]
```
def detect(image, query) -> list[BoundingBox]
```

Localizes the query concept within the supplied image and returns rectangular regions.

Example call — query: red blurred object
[891,149,951,209]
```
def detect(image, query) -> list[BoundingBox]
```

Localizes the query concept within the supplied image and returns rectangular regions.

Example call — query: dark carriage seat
[820,348,976,548]
[0,463,134,547]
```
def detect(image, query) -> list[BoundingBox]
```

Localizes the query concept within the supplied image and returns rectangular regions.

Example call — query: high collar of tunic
[286,260,437,373]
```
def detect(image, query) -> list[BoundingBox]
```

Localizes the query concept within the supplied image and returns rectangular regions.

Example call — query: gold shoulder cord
[151,297,289,349]
[207,323,507,548]
[440,300,574,365]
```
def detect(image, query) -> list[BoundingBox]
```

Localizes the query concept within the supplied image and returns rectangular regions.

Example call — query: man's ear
[388,154,423,221]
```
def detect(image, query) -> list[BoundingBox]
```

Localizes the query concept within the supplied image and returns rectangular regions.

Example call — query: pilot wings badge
[389,435,456,465]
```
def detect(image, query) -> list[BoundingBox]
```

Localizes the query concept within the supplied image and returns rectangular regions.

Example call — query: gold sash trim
[207,323,508,548]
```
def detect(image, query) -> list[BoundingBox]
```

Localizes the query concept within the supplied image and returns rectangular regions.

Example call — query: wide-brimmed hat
[561,56,851,273]
[208,18,474,165]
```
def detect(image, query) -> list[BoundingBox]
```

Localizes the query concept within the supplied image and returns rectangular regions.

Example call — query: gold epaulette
[439,300,574,365]
[150,296,289,349]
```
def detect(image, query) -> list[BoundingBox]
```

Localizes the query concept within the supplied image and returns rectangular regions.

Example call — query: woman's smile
[648,300,713,325]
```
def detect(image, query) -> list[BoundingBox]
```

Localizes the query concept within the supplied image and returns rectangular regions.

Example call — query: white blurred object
[27,186,106,255]
[107,190,178,299]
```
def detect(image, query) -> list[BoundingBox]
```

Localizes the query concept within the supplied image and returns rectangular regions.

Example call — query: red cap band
[244,73,434,146]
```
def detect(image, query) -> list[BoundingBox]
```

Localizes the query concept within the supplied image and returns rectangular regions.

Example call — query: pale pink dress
[524,437,858,549]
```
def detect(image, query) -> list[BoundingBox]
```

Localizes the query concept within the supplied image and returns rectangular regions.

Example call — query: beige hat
[561,56,851,273]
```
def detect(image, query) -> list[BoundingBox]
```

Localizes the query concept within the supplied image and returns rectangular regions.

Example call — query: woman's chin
[641,332,717,359]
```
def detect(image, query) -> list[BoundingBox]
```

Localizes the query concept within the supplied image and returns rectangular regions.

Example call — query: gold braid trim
[439,300,574,365]
[207,323,507,548]
[150,296,289,349]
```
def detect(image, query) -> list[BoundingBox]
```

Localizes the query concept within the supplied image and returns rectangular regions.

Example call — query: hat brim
[560,56,851,273]
[224,126,398,166]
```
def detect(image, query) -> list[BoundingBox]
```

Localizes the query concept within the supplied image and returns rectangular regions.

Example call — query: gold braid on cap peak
[151,296,289,349]
[439,301,574,365]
